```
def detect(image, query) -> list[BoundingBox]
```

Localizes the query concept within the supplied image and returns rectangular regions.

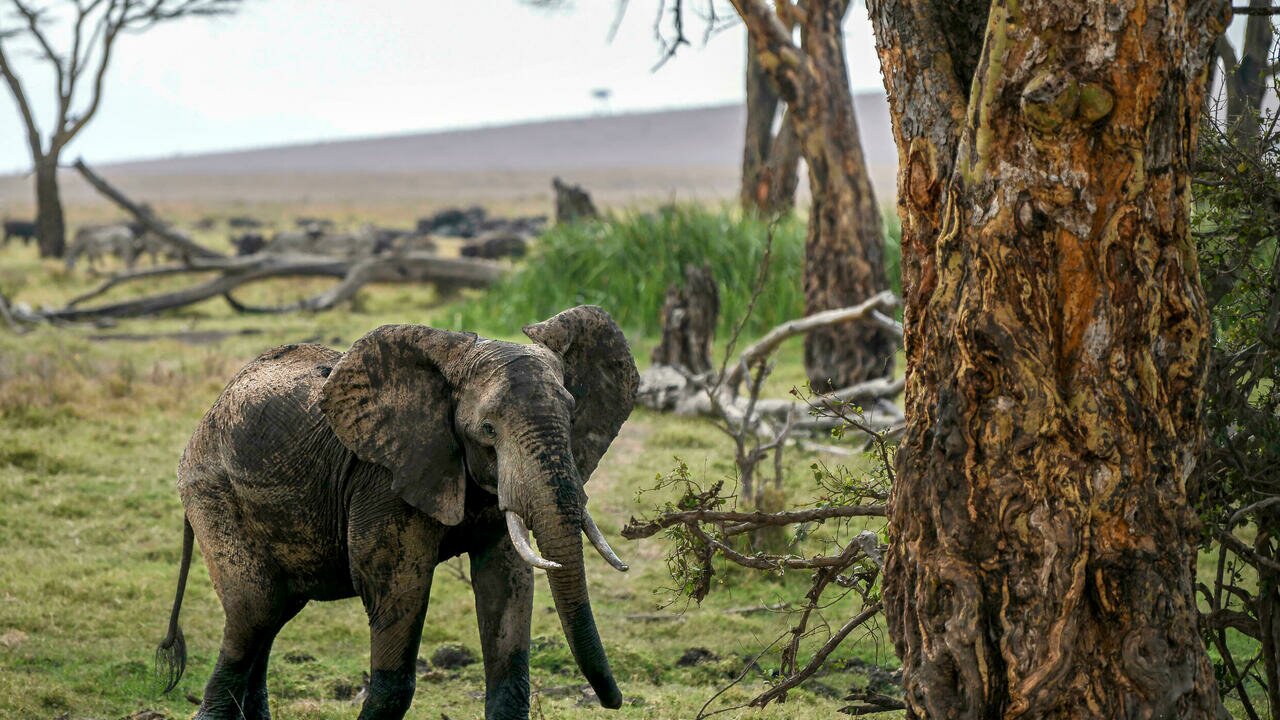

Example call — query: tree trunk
[651,263,719,374]
[34,155,66,258]
[1225,0,1274,148]
[870,1,1228,717]
[792,2,894,390]
[734,0,896,390]
[742,45,781,212]
[762,112,800,214]
[741,46,800,214]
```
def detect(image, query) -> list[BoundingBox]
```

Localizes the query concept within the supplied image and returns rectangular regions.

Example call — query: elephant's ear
[320,325,475,526]
[524,306,639,481]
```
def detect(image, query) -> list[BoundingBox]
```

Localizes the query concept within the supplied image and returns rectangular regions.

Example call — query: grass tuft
[452,205,808,337]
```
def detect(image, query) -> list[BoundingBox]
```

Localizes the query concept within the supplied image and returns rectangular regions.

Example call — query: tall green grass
[452,204,903,338]
[453,206,807,337]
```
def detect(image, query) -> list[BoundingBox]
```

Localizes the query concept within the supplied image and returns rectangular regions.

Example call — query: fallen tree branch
[638,364,904,434]
[222,253,496,313]
[0,292,32,333]
[73,157,224,261]
[12,252,502,323]
[723,291,901,392]
[66,256,259,307]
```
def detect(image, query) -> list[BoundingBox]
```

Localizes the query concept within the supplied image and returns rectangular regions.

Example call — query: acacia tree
[869,0,1228,716]
[729,0,896,390]
[0,0,239,257]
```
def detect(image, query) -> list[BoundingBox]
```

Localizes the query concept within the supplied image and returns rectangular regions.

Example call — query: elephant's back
[179,343,346,489]
[179,343,359,596]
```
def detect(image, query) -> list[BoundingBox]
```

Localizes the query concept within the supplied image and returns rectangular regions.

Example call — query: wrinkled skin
[160,306,638,720]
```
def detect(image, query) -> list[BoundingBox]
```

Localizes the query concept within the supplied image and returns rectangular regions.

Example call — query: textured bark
[869,0,1229,717]
[732,0,896,390]
[741,42,801,214]
[651,264,719,374]
[34,156,66,258]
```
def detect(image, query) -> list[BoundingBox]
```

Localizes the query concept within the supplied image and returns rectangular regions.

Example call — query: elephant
[155,305,639,720]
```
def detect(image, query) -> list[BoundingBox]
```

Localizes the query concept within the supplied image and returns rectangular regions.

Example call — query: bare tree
[0,0,240,257]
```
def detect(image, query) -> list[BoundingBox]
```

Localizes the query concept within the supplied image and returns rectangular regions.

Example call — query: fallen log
[72,158,224,261]
[223,253,500,314]
[11,252,502,323]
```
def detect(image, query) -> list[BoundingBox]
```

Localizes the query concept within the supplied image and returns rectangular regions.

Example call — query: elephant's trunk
[505,434,621,710]
[535,512,622,709]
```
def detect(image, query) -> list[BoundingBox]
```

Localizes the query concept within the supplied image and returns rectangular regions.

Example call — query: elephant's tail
[155,514,193,693]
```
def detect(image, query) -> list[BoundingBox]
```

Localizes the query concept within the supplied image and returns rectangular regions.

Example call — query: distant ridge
[96,95,896,179]
[0,94,897,210]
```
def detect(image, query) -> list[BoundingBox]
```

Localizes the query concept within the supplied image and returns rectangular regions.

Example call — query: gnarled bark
[870,0,1229,717]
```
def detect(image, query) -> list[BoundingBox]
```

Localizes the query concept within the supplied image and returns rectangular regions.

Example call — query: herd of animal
[2,205,548,270]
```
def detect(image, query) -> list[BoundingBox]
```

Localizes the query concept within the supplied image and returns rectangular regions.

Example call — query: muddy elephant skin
[156,305,639,720]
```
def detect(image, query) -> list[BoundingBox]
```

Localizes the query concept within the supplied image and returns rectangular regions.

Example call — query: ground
[0,207,1263,719]
[0,223,899,720]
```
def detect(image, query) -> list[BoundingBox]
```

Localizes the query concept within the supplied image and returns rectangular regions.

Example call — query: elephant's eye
[480,420,497,438]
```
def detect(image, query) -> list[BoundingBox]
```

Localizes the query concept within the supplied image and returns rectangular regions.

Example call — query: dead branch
[749,601,883,708]
[11,252,501,324]
[73,158,224,260]
[222,254,498,314]
[638,364,904,433]
[622,504,885,541]
[66,255,255,307]
[723,291,902,392]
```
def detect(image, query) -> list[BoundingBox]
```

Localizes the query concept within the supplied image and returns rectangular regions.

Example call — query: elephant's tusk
[505,511,563,571]
[582,510,629,572]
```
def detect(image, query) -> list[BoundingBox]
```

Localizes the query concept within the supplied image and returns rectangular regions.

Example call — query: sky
[0,0,887,174]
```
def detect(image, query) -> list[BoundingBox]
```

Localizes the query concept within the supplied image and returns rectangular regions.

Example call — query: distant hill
[0,95,897,213]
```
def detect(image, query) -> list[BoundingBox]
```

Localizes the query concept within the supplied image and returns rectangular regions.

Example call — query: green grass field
[0,227,899,720]
[0,210,1267,720]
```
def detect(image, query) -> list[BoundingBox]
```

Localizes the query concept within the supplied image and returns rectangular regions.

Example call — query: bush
[1191,90,1280,716]
[452,205,808,338]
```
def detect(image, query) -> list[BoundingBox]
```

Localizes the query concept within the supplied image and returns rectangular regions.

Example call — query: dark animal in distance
[156,305,639,720]
[416,207,547,241]
[231,233,267,256]
[460,233,528,260]
[3,219,37,247]
[227,216,264,229]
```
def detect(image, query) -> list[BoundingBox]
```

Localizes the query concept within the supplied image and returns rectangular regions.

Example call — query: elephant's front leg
[470,532,534,720]
[351,507,444,720]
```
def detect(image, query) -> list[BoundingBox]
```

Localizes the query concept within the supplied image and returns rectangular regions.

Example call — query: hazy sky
[0,0,886,174]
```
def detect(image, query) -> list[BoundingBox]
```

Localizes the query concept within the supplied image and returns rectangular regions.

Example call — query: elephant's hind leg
[196,583,300,720]
[240,598,307,720]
